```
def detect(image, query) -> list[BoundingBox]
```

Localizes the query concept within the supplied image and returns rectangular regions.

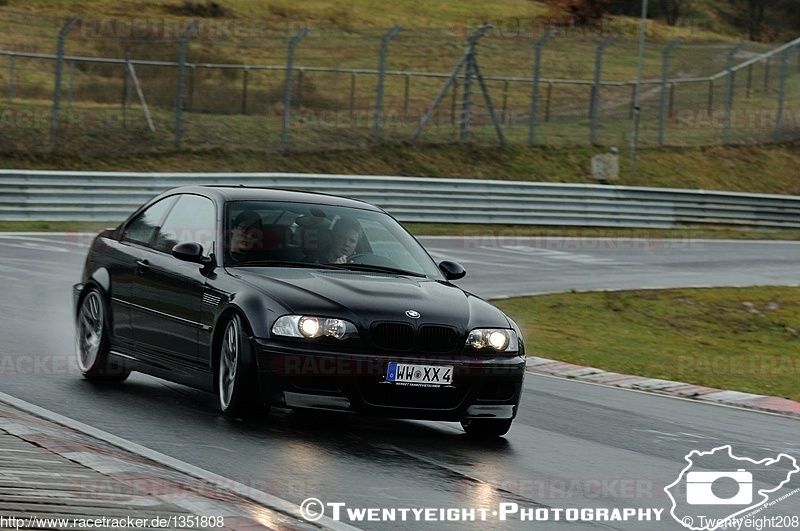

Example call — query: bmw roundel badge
[405,309,421,319]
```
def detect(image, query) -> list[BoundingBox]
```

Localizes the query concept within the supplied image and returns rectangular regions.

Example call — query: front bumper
[254,340,526,422]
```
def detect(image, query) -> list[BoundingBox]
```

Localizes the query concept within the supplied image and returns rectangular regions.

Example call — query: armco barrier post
[658,39,682,147]
[373,25,402,142]
[528,30,556,146]
[723,41,746,145]
[280,27,309,154]
[50,17,80,152]
[590,35,617,145]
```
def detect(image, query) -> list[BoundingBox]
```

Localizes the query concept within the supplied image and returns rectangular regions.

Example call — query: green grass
[493,287,800,401]
[3,142,800,195]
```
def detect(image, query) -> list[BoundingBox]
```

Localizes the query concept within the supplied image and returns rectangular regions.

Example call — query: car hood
[229,267,511,329]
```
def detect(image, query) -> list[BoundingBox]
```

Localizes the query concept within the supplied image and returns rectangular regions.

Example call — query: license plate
[386,362,454,386]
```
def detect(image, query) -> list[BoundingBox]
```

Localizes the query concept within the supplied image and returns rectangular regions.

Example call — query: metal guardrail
[1,170,800,230]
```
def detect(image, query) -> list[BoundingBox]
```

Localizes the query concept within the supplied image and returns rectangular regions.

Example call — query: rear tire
[75,287,130,383]
[460,418,513,438]
[218,314,263,418]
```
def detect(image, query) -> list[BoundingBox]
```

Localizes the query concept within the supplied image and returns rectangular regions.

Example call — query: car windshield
[224,201,442,278]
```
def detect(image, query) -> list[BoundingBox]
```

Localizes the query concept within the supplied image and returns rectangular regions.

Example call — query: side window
[121,197,176,247]
[153,195,215,255]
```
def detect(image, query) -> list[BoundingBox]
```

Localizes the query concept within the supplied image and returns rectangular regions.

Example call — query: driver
[322,217,362,264]
[229,209,263,262]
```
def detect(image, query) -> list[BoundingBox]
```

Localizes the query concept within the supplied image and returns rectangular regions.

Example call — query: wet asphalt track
[1,233,799,530]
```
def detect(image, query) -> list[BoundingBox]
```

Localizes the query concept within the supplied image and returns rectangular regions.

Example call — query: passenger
[322,217,362,264]
[229,209,263,262]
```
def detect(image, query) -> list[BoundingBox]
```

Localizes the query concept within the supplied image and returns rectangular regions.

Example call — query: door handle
[136,259,150,273]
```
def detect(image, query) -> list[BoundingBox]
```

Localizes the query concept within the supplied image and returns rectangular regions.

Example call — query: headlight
[272,315,359,340]
[466,328,518,352]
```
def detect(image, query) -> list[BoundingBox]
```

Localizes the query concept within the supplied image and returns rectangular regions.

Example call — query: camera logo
[665,445,799,531]
[686,469,753,505]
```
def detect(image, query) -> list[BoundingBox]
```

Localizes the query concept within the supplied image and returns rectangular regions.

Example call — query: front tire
[460,418,513,438]
[75,287,130,383]
[218,314,262,418]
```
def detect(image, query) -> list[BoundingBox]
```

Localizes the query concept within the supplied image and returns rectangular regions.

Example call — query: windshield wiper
[339,263,427,277]
[229,260,347,270]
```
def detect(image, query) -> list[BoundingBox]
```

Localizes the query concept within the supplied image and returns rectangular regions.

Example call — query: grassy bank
[3,142,800,195]
[494,287,800,401]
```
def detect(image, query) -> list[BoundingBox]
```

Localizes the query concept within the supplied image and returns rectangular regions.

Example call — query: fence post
[528,30,556,146]
[746,63,753,99]
[7,54,14,103]
[723,41,746,144]
[590,35,617,145]
[460,42,476,142]
[280,27,309,154]
[412,23,490,141]
[658,39,682,147]
[50,17,80,152]
[764,57,770,89]
[775,45,797,142]
[373,25,402,142]
[629,0,649,172]
[174,20,199,149]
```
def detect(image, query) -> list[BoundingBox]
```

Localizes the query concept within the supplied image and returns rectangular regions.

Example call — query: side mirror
[172,242,213,265]
[439,260,466,281]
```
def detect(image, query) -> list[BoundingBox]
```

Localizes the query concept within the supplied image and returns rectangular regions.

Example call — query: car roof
[163,185,384,212]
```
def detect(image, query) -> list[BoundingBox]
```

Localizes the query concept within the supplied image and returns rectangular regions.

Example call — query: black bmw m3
[74,186,526,437]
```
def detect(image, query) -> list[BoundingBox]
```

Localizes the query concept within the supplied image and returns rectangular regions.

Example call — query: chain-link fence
[0,9,798,156]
